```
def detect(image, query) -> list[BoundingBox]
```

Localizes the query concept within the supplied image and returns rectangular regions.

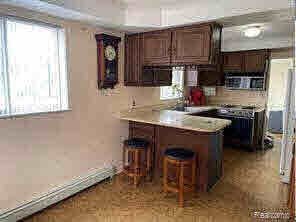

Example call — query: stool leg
[123,145,126,170]
[146,146,152,181]
[163,157,168,195]
[179,163,184,207]
[134,149,140,187]
[192,156,196,189]
[176,162,180,186]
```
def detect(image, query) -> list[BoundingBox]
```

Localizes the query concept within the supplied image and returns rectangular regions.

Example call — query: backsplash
[206,86,267,106]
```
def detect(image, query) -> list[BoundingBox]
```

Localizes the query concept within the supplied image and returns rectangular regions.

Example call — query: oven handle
[217,114,254,120]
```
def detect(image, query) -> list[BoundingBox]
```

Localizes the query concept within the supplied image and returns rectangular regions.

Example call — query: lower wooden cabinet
[129,121,224,191]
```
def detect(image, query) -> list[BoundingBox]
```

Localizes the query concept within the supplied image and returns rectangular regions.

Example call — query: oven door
[219,115,254,148]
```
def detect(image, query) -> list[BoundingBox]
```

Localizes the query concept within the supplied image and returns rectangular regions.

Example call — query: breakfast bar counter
[119,108,231,191]
[120,109,230,133]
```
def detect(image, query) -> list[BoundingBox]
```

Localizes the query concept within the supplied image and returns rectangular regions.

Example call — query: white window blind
[160,67,184,100]
[0,17,69,118]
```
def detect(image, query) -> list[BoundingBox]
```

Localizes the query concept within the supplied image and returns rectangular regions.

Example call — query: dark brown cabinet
[142,67,172,86]
[142,30,172,66]
[129,121,224,191]
[141,68,154,86]
[171,24,221,65]
[125,34,142,86]
[124,22,222,86]
[223,52,244,72]
[244,50,268,72]
[125,34,172,86]
[153,68,172,86]
[223,49,269,73]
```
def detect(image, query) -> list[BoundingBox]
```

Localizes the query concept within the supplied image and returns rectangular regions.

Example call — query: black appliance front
[219,115,254,149]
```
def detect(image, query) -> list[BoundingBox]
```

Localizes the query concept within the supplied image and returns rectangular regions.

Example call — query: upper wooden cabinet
[171,24,221,65]
[124,22,222,86]
[244,50,268,72]
[223,52,244,72]
[125,34,172,86]
[142,30,172,66]
[223,49,269,73]
[198,55,224,86]
[125,34,142,86]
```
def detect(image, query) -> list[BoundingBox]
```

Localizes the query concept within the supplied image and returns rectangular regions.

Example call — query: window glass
[160,67,184,100]
[0,17,69,118]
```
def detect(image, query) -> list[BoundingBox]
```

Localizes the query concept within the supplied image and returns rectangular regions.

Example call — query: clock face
[105,45,116,61]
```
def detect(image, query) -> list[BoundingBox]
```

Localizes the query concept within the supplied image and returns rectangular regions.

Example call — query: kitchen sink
[167,106,217,113]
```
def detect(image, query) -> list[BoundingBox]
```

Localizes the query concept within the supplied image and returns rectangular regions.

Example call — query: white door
[280,69,295,183]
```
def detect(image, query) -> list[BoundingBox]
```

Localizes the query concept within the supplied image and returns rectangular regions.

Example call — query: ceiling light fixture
[243,26,261,38]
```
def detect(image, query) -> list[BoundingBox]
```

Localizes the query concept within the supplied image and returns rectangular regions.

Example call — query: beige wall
[0,5,161,212]
[270,47,294,59]
[206,86,267,107]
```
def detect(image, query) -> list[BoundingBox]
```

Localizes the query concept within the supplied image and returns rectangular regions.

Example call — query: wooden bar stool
[163,148,197,207]
[122,138,152,187]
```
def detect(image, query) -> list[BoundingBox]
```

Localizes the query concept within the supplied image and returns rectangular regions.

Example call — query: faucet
[172,84,187,110]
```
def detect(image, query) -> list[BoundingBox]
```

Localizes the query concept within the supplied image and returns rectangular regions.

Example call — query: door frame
[265,57,294,183]
[279,68,295,183]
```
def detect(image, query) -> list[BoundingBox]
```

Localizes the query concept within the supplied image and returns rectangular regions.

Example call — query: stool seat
[124,138,149,148]
[164,148,194,160]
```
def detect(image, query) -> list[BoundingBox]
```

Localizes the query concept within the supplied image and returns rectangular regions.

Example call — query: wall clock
[95,34,121,89]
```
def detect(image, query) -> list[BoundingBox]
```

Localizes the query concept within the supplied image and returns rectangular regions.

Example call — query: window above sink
[160,67,184,100]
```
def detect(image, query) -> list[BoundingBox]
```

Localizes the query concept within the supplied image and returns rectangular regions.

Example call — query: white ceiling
[222,21,294,42]
[1,0,294,50]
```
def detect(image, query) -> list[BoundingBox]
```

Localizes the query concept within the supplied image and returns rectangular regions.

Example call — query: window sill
[160,97,182,101]
[0,109,72,120]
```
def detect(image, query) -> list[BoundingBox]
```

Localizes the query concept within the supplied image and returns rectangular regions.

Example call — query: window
[0,17,69,118]
[160,67,184,100]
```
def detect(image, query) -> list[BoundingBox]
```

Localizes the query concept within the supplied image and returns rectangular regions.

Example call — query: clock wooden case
[95,34,121,89]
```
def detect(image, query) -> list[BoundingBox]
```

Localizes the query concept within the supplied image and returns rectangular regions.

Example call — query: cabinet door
[141,68,155,86]
[142,30,172,66]
[154,69,172,86]
[125,34,141,86]
[171,25,211,65]
[223,52,243,72]
[244,50,267,73]
[198,70,221,86]
[198,55,224,86]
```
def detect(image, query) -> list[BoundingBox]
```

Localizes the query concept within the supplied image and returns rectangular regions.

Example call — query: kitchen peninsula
[120,107,231,191]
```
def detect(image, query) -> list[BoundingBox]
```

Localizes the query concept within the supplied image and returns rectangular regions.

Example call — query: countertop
[119,107,231,133]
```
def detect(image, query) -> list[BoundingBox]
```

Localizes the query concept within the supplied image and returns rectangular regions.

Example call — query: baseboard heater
[0,167,116,222]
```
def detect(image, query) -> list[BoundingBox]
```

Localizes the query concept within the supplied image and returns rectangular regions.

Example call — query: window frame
[0,15,71,119]
[160,67,184,100]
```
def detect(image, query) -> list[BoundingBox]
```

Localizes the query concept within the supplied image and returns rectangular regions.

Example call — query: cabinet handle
[172,47,176,55]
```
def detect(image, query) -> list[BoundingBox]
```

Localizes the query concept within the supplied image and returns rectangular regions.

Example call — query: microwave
[225,75,265,90]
